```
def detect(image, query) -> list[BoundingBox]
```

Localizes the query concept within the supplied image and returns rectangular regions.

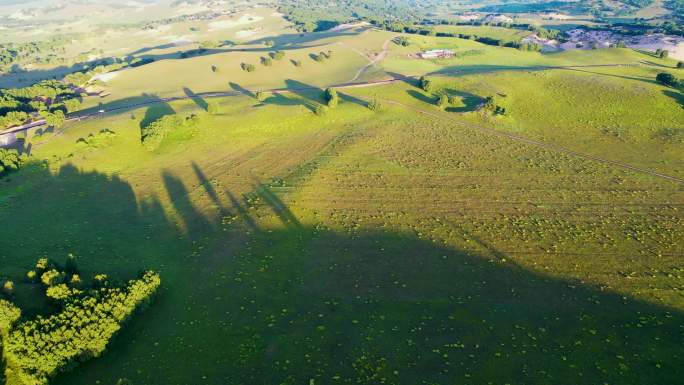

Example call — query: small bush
[367,98,382,111]
[656,72,679,87]
[269,51,285,60]
[241,63,256,72]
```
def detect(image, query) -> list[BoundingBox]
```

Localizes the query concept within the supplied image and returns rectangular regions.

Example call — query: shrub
[394,36,410,46]
[437,94,449,110]
[292,59,302,67]
[677,61,683,69]
[261,57,273,66]
[255,91,267,102]
[241,63,256,72]
[419,76,433,92]
[75,129,116,149]
[40,269,63,286]
[367,98,382,111]
[325,87,339,108]
[660,49,669,59]
[2,280,14,295]
[140,114,199,151]
[656,72,679,87]
[269,51,285,60]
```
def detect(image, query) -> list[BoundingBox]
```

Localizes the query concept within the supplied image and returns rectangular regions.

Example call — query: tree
[255,91,268,102]
[269,51,285,60]
[292,59,302,67]
[63,98,81,113]
[241,63,256,72]
[325,87,339,108]
[2,280,14,295]
[43,110,65,128]
[419,76,433,92]
[660,49,669,59]
[677,61,684,69]
[656,72,679,87]
[211,65,219,73]
[437,94,449,110]
[261,57,273,67]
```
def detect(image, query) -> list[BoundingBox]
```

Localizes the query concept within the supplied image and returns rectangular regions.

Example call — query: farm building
[419,49,454,59]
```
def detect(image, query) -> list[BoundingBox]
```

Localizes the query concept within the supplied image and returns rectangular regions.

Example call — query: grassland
[1,10,684,385]
[3,56,684,385]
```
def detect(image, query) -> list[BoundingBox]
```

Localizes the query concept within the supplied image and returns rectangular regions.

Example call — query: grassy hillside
[2,61,683,384]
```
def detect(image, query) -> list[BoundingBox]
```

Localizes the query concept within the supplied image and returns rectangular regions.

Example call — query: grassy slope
[434,24,533,42]
[1,29,683,385]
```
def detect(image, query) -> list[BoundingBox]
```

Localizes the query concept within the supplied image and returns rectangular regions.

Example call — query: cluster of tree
[0,149,23,177]
[325,87,339,108]
[656,72,682,87]
[0,80,79,129]
[483,96,507,115]
[666,0,684,19]
[383,25,525,49]
[241,63,256,72]
[394,36,411,47]
[0,37,70,73]
[518,42,543,52]
[140,114,200,151]
[75,129,117,149]
[311,50,333,62]
[0,260,160,385]
[655,48,670,59]
[62,59,129,87]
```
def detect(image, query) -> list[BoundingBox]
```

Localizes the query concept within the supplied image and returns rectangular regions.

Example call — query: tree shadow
[407,89,436,105]
[663,89,684,109]
[385,71,420,87]
[640,60,675,69]
[443,89,486,112]
[140,99,176,129]
[228,82,255,98]
[283,79,325,111]
[183,87,209,112]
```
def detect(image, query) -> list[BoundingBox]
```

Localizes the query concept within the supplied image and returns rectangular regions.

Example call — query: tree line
[1,257,161,385]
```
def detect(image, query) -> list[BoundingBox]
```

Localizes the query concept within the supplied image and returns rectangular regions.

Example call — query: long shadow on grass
[284,79,368,109]
[3,162,683,385]
[183,87,209,112]
[229,82,255,98]
[663,89,684,108]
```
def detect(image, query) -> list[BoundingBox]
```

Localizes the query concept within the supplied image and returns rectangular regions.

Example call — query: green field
[1,3,684,385]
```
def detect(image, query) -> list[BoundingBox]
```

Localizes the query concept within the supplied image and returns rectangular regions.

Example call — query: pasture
[2,61,683,384]
[1,4,683,385]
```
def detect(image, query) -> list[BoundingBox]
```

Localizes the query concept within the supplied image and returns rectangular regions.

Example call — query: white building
[419,49,454,59]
